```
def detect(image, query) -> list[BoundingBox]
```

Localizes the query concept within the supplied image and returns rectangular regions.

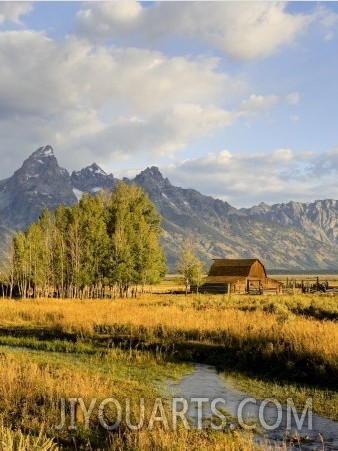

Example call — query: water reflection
[168,363,338,451]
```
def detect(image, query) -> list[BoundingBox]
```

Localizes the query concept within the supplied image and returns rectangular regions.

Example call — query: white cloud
[163,148,337,207]
[74,2,313,61]
[185,2,311,61]
[316,4,338,41]
[0,2,33,25]
[286,92,301,106]
[238,94,279,116]
[270,148,293,162]
[0,28,247,177]
[1,0,335,211]
[68,103,234,165]
[75,1,143,41]
[311,147,338,177]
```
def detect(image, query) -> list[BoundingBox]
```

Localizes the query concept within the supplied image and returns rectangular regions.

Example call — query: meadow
[0,288,337,450]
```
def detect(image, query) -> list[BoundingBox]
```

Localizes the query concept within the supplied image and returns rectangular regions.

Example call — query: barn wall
[231,280,247,294]
[248,260,266,279]
[200,283,229,294]
[263,278,283,293]
[195,277,282,295]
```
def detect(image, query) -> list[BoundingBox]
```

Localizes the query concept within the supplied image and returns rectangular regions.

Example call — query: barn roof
[208,259,266,278]
[204,276,246,284]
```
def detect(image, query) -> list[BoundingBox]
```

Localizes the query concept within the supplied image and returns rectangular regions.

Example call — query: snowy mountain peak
[1,146,76,229]
[71,162,117,193]
[2,146,338,270]
[30,145,55,160]
[72,163,108,178]
[86,163,107,176]
[19,146,60,179]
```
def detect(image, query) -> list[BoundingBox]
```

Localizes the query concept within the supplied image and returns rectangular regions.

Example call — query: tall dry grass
[0,349,289,451]
[0,295,336,374]
[0,292,336,449]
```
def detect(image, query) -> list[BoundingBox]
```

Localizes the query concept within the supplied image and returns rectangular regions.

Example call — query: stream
[2,345,337,449]
[168,363,338,450]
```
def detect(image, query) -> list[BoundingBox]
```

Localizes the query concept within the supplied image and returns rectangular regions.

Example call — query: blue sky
[1,1,338,207]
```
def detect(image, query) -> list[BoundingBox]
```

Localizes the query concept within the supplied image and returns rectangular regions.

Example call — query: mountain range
[1,145,338,272]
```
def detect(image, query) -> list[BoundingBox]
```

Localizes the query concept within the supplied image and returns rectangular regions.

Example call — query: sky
[1,1,338,207]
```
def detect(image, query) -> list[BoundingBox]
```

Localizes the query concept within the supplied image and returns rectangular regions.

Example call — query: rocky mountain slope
[1,146,338,271]
[242,200,338,246]
[132,167,338,270]
[71,163,118,199]
[0,146,77,229]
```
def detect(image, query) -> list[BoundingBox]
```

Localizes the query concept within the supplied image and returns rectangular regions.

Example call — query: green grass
[0,345,191,450]
[0,293,337,449]
[0,335,96,354]
[220,371,338,421]
[0,346,280,450]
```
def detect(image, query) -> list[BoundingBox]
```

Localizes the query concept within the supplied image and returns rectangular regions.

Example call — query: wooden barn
[199,259,282,294]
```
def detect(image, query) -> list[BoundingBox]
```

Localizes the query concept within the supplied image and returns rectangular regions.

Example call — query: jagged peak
[86,163,107,176]
[15,145,61,179]
[258,202,270,208]
[30,145,55,159]
[71,163,110,178]
[135,166,168,183]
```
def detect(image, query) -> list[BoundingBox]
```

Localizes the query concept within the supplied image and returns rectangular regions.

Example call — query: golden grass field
[0,292,337,370]
[0,285,337,450]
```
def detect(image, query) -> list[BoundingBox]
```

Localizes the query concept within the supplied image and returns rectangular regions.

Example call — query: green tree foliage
[176,240,205,295]
[13,231,29,298]
[106,183,166,296]
[0,234,15,298]
[7,184,166,298]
